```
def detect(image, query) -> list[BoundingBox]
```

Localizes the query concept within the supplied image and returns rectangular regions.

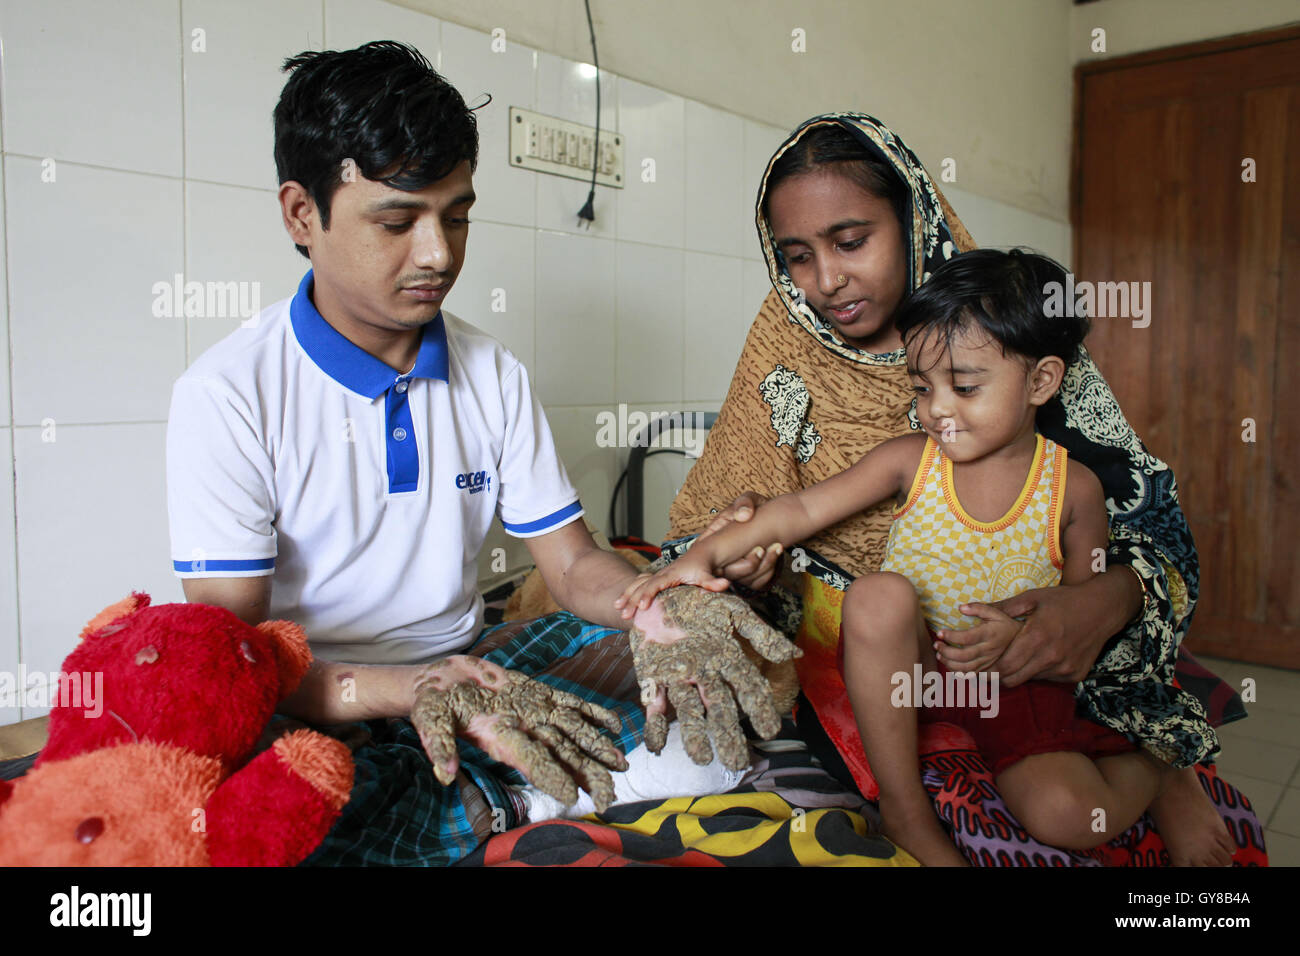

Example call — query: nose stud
[836,274,846,285]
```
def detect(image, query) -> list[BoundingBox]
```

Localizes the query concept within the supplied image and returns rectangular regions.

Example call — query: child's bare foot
[1148,767,1235,866]
[879,795,970,867]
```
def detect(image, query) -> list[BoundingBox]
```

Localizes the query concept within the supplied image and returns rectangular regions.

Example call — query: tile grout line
[1262,759,1300,833]
[0,22,21,702]
[1285,758,1300,790]
[179,0,189,370]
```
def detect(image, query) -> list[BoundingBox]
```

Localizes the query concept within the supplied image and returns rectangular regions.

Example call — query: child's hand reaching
[614,545,780,620]
[933,602,1023,673]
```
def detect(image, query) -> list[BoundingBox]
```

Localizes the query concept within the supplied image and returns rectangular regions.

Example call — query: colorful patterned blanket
[444,610,1269,868]
[919,722,1267,867]
[458,733,910,867]
[457,720,1268,868]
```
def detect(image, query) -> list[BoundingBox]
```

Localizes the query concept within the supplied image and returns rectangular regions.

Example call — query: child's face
[905,324,1058,462]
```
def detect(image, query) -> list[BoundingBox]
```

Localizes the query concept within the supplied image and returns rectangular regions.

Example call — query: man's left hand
[629,586,801,771]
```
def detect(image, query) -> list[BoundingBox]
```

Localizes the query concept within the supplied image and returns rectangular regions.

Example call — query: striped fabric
[300,612,641,867]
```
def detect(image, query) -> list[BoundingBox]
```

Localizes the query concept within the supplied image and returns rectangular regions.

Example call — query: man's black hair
[896,247,1090,368]
[274,40,480,259]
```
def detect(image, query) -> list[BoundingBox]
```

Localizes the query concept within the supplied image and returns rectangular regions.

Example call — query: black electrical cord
[577,0,599,227]
[607,448,691,540]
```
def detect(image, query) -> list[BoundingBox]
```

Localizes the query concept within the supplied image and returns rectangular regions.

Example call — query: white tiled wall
[182,0,327,189]
[0,0,782,723]
[684,101,746,259]
[0,0,184,177]
[6,157,186,426]
[0,435,16,695]
[184,179,309,357]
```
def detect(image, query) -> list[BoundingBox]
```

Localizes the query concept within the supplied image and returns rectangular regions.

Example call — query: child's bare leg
[997,750,1165,850]
[1146,766,1236,866]
[841,572,967,867]
[1000,751,1234,864]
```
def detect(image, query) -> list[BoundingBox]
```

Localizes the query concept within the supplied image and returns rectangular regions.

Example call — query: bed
[453,588,1266,867]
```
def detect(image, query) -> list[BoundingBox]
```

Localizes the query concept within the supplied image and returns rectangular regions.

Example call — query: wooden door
[1073,27,1300,668]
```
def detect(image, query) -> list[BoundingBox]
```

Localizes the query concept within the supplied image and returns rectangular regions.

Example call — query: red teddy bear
[0,593,353,866]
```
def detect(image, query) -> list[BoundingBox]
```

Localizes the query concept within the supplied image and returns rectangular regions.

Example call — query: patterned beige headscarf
[670,112,976,579]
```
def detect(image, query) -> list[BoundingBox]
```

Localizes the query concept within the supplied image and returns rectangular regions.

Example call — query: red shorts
[919,657,1136,775]
[841,624,1137,776]
[920,621,1133,780]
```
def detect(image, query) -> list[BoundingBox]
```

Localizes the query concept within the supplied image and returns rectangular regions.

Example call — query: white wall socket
[508,107,624,188]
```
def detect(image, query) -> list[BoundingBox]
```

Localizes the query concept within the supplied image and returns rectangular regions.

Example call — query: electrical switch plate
[509,106,623,188]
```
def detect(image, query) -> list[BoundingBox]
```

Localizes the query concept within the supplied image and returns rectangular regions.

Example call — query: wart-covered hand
[629,586,802,771]
[410,656,629,812]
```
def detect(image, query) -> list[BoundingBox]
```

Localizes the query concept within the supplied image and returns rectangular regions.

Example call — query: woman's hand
[698,492,782,590]
[942,570,1142,687]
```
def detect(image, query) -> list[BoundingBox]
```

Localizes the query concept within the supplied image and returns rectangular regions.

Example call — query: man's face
[299,160,475,336]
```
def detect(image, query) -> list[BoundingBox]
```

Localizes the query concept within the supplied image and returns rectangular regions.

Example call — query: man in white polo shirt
[171,264,584,667]
[166,42,793,862]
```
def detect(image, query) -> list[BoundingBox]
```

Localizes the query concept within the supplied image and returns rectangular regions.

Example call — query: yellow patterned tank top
[879,433,1067,633]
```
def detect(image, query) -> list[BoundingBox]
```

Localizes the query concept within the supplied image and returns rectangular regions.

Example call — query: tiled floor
[1198,655,1300,866]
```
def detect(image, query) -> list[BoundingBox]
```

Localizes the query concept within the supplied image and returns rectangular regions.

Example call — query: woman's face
[766,167,908,352]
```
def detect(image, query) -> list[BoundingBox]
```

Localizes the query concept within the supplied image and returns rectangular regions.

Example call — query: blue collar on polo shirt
[289,269,449,398]
[290,269,447,494]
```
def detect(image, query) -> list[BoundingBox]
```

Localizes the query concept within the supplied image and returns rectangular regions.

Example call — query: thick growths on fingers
[410,667,628,812]
[629,586,802,771]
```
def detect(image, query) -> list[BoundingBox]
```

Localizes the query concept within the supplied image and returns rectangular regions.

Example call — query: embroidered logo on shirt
[456,471,492,495]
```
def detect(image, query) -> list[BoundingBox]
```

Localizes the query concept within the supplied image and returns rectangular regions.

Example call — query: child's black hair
[895,248,1090,369]
[273,41,480,258]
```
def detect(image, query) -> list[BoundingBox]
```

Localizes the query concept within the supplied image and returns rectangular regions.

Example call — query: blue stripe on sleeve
[172,557,275,573]
[501,500,583,534]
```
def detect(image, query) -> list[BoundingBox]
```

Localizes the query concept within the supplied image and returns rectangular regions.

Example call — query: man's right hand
[698,491,779,590]
[409,656,629,812]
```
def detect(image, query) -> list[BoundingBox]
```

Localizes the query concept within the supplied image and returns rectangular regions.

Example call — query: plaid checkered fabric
[300,612,640,867]
[880,434,1066,633]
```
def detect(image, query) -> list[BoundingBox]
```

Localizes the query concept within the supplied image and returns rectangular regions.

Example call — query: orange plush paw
[271,730,355,810]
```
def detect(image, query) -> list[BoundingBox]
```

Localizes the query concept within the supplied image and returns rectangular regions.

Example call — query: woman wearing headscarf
[667,112,1233,864]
